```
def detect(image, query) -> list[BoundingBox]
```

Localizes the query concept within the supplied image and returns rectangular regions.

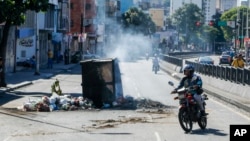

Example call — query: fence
[160,53,250,85]
[185,60,250,85]
[161,54,182,67]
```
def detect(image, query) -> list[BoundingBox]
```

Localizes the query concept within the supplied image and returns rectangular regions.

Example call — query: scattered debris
[17,94,95,112]
[16,81,173,112]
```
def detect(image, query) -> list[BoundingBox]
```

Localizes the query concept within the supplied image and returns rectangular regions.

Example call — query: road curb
[5,81,33,92]
[203,88,250,113]
[1,64,78,93]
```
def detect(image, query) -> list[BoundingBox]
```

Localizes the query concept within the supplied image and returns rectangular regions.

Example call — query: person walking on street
[152,54,159,71]
[231,54,245,68]
[64,49,69,65]
[47,49,53,69]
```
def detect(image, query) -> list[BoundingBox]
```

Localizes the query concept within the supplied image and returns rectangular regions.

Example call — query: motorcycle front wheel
[198,115,207,129]
[178,108,193,132]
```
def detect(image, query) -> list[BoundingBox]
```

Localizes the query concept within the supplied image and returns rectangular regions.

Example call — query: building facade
[170,0,216,24]
[0,0,71,73]
[149,8,165,31]
[217,0,237,11]
[70,0,97,54]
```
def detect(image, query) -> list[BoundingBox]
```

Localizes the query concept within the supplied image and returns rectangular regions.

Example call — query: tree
[171,3,204,47]
[121,7,156,35]
[220,6,249,43]
[0,0,49,87]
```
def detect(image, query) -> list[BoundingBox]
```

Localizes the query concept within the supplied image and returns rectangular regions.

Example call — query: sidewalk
[159,60,250,115]
[0,62,77,93]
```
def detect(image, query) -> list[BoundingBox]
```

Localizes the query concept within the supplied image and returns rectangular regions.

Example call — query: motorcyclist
[145,52,149,60]
[171,64,207,116]
[152,54,159,71]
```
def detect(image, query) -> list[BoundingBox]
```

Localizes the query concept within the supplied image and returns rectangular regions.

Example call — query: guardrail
[185,60,250,85]
[160,53,250,86]
[161,54,183,67]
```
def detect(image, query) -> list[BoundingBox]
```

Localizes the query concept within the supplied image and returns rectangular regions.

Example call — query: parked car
[219,51,232,65]
[195,56,214,64]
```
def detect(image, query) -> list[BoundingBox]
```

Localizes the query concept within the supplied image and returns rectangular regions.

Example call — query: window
[85,3,91,10]
[71,3,73,9]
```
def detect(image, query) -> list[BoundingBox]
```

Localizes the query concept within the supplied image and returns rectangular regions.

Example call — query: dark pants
[47,58,53,68]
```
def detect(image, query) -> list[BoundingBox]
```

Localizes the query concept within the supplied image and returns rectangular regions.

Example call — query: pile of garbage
[18,94,94,112]
[16,79,96,112]
[17,79,170,112]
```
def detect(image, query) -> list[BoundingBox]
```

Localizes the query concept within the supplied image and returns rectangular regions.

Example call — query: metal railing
[185,60,250,85]
[160,53,250,86]
[161,54,182,67]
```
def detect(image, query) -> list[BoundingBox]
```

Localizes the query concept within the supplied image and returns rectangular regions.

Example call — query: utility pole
[34,12,40,75]
[245,0,249,65]
[80,13,83,52]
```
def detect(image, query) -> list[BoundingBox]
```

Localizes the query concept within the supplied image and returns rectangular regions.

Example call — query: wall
[149,8,164,29]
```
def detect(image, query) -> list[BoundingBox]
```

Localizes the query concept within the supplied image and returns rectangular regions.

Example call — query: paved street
[0,57,249,141]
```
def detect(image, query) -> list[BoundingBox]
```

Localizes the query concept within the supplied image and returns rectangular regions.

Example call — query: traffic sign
[227,21,235,28]
[218,21,227,26]
[238,36,245,39]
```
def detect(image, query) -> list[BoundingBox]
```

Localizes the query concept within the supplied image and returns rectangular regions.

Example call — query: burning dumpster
[80,58,115,108]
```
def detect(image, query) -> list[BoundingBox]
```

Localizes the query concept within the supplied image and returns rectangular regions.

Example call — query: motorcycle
[168,81,208,133]
[153,64,159,74]
[146,53,149,60]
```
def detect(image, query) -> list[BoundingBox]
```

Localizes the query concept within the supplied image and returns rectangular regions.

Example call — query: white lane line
[154,132,161,141]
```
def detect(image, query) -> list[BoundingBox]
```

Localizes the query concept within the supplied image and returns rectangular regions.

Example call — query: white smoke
[96,0,152,61]
[105,32,152,61]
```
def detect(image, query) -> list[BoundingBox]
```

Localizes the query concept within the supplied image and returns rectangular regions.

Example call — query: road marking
[154,132,161,141]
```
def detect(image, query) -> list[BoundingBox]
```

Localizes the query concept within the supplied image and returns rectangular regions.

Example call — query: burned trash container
[80,58,116,108]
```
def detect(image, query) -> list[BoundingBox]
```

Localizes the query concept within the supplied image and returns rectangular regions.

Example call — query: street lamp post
[34,12,40,75]
[245,0,249,65]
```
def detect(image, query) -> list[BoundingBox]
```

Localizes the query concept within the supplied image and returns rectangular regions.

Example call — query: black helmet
[183,64,194,75]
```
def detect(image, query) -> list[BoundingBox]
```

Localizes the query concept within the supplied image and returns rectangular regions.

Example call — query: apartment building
[217,0,237,11]
[0,0,71,73]
[70,0,97,53]
[149,8,165,31]
[170,0,216,24]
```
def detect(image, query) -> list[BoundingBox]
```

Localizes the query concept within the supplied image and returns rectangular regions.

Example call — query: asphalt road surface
[0,58,249,141]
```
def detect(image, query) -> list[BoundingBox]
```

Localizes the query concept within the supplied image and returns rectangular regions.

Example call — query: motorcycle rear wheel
[154,68,157,74]
[178,108,193,132]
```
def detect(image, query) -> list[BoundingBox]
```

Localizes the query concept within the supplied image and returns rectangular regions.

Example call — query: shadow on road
[190,128,228,136]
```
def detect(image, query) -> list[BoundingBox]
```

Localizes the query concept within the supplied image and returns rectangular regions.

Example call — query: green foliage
[221,6,249,41]
[171,3,204,44]
[200,26,219,43]
[121,7,156,35]
[0,0,49,25]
